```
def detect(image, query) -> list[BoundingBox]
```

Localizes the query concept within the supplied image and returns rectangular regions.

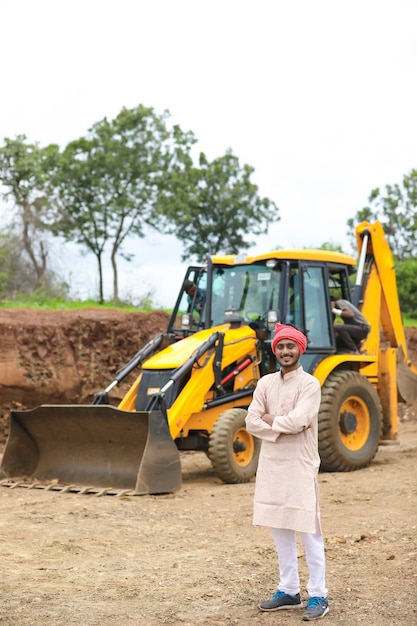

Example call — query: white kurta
[245,366,322,534]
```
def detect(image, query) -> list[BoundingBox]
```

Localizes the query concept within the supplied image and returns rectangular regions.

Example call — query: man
[183,279,205,314]
[331,298,370,354]
[245,323,329,622]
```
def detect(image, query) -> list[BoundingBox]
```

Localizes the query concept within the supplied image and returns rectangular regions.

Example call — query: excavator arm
[356,220,417,404]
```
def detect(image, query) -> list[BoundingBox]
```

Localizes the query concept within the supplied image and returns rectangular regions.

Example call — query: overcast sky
[1,0,416,306]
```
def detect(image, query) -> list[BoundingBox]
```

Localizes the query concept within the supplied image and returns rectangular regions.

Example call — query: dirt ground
[0,309,416,626]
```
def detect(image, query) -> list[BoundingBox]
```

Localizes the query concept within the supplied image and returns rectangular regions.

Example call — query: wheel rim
[338,394,371,451]
[232,427,255,467]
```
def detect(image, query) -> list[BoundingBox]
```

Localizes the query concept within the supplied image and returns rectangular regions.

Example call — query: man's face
[274,339,300,373]
[187,284,196,297]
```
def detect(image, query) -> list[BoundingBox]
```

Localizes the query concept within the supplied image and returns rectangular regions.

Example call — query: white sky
[1,0,416,306]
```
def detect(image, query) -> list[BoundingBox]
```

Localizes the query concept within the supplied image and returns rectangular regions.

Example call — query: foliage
[51,105,196,302]
[0,227,68,299]
[0,230,27,294]
[0,135,60,286]
[395,257,417,316]
[318,241,344,253]
[157,150,280,261]
[347,169,417,260]
[0,106,280,302]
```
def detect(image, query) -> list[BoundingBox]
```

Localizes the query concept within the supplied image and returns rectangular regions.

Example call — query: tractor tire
[319,370,382,472]
[208,408,260,484]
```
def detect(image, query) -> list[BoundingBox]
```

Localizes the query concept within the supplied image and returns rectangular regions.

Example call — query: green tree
[347,169,417,260]
[0,135,59,288]
[395,257,417,316]
[0,229,27,295]
[52,105,196,303]
[157,150,280,261]
[318,242,344,253]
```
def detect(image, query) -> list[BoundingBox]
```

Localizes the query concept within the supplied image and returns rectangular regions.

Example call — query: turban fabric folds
[271,323,307,356]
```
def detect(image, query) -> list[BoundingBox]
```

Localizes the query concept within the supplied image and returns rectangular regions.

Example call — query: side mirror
[267,310,280,331]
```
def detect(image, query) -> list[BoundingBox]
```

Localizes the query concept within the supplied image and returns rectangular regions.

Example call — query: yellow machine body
[2,221,416,493]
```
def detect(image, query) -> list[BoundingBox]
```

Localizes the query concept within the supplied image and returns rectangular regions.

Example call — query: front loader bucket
[0,405,182,495]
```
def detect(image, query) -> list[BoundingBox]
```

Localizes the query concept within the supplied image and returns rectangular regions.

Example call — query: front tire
[208,408,260,484]
[319,370,382,471]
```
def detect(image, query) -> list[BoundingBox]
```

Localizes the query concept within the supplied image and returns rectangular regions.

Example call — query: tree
[347,169,417,260]
[0,229,30,295]
[0,135,59,288]
[157,150,280,261]
[0,226,69,300]
[52,105,196,302]
[395,257,417,315]
[318,242,344,253]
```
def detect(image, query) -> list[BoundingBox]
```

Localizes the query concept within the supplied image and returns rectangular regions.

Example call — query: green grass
[0,297,158,313]
[402,314,417,328]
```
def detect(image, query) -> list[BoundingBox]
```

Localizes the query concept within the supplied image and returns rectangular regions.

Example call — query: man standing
[245,323,329,621]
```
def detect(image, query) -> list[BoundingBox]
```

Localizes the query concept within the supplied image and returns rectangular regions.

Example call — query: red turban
[271,323,307,356]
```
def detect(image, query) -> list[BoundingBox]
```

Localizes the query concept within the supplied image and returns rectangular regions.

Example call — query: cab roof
[211,249,357,267]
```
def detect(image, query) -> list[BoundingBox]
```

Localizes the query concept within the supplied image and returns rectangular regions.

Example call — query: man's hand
[261,413,275,426]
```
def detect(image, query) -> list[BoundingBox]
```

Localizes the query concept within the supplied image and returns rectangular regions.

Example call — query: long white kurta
[245,366,322,534]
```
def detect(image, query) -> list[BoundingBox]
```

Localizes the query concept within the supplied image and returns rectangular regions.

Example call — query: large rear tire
[319,370,382,471]
[208,408,260,484]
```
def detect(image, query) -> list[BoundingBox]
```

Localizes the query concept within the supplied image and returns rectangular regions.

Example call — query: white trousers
[270,527,328,598]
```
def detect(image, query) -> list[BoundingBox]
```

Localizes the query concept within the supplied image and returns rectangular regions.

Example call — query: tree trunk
[22,204,47,287]
[111,245,119,303]
[97,252,104,303]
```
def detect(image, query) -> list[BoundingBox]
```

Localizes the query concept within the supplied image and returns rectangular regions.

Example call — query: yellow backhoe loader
[1,221,416,494]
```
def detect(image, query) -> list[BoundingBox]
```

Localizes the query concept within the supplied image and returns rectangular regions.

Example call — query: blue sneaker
[302,596,329,620]
[258,590,302,611]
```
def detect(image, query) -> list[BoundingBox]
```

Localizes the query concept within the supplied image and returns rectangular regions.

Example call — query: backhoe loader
[1,220,416,495]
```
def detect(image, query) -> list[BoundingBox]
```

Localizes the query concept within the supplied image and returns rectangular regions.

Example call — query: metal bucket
[0,405,182,495]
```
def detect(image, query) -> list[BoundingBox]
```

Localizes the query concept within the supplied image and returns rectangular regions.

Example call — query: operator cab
[168,252,357,372]
[169,260,281,339]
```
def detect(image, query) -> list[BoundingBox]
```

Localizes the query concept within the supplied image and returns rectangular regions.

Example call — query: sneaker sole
[258,602,303,612]
[302,606,329,620]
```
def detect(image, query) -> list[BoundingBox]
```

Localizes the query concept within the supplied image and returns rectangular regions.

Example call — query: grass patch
[403,314,417,328]
[0,297,164,313]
